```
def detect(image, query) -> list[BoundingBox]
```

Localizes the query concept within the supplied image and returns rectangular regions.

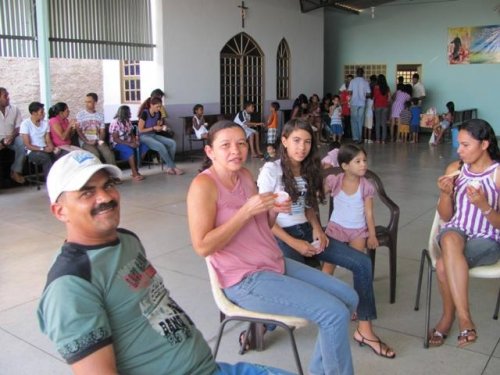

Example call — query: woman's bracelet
[482,207,493,216]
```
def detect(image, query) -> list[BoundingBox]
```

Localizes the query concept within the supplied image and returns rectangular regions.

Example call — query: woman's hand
[437,175,455,196]
[312,227,329,252]
[466,185,487,209]
[292,238,317,257]
[272,196,292,214]
[367,235,379,249]
[243,192,276,219]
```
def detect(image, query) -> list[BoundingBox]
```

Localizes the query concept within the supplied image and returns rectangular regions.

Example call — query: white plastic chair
[206,259,308,374]
[414,211,500,348]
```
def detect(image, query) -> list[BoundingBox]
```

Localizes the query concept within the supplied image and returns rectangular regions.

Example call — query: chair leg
[414,249,427,311]
[389,243,397,304]
[213,318,232,359]
[493,287,500,320]
[283,325,304,375]
[423,250,434,349]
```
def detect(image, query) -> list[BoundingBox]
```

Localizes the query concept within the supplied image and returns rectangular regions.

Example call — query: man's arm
[71,344,118,375]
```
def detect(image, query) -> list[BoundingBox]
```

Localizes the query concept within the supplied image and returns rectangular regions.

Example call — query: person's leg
[432,257,456,344]
[248,134,257,157]
[350,106,360,142]
[81,143,101,159]
[9,136,26,176]
[374,108,381,142]
[97,143,117,165]
[153,134,184,174]
[224,260,357,375]
[317,237,376,321]
[216,361,295,375]
[28,151,54,178]
[439,231,475,340]
[140,134,175,169]
[381,108,388,142]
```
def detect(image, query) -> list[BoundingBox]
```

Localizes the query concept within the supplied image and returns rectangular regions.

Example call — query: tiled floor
[0,141,499,374]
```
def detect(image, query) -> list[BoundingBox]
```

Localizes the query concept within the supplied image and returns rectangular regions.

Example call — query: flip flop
[174,168,185,175]
[458,328,477,348]
[428,328,448,347]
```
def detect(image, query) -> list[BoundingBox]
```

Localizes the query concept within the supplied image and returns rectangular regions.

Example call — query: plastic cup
[311,240,321,252]
[98,140,104,145]
[274,191,290,205]
[468,180,480,189]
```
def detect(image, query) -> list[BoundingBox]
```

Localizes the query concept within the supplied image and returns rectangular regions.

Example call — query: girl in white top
[324,144,379,265]
[192,104,209,139]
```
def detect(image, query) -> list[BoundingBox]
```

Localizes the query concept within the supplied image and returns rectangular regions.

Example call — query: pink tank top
[203,168,285,288]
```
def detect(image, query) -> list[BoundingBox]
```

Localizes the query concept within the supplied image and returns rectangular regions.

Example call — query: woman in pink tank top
[187,120,358,375]
[430,119,500,348]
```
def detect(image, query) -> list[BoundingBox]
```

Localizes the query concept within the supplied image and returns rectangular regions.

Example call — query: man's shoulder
[44,229,142,289]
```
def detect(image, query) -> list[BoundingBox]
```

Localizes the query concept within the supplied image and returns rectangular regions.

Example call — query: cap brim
[53,164,122,203]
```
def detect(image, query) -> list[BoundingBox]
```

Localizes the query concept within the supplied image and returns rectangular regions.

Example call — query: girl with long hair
[257,119,396,359]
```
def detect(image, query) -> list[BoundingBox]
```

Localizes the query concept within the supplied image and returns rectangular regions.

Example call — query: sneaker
[367,140,374,144]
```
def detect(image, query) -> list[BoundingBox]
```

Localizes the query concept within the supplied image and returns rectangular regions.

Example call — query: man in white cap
[37,150,292,375]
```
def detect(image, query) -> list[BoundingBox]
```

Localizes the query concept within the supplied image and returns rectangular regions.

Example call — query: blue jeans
[224,258,357,375]
[139,133,177,168]
[4,136,26,173]
[374,107,389,142]
[350,105,365,141]
[277,222,376,321]
[216,362,295,375]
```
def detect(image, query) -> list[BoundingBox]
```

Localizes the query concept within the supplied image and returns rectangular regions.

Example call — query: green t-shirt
[37,229,216,375]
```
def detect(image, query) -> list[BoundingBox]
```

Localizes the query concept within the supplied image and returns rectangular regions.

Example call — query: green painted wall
[325,0,499,132]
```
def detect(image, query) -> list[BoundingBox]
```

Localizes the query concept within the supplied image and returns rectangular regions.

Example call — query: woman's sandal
[238,323,274,354]
[353,329,396,359]
[457,328,477,348]
[428,328,448,347]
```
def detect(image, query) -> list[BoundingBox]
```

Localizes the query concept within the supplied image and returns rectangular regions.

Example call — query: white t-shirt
[412,82,426,99]
[20,118,50,151]
[257,160,308,228]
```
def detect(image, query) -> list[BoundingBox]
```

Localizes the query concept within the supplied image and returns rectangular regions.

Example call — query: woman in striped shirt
[430,119,500,348]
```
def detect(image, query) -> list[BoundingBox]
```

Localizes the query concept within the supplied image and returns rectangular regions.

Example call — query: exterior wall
[324,0,500,132]
[0,58,102,119]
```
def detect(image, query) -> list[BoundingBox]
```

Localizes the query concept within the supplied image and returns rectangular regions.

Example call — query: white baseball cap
[47,150,122,203]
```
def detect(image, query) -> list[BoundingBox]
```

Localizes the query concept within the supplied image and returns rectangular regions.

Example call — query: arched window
[276,38,290,100]
[220,32,264,116]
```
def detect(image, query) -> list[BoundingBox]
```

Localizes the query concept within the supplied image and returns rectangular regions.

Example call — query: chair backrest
[427,210,443,268]
[323,167,400,236]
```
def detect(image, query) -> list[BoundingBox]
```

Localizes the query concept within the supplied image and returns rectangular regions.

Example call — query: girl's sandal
[458,328,477,348]
[353,329,396,359]
[428,328,448,347]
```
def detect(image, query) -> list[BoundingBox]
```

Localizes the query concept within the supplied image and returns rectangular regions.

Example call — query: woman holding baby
[187,120,358,375]
[430,119,500,348]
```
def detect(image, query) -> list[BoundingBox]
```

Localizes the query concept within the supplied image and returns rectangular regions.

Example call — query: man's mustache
[91,200,118,216]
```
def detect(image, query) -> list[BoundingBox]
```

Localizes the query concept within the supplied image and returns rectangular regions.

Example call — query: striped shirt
[443,162,499,241]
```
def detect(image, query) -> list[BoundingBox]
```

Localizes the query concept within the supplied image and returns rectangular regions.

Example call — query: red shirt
[373,85,390,109]
[340,91,350,116]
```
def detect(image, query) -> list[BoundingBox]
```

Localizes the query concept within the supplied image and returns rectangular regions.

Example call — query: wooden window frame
[121,60,141,104]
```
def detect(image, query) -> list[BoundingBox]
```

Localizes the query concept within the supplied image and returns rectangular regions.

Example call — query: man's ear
[51,202,68,222]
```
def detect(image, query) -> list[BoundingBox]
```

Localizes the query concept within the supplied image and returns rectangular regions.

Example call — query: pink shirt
[203,168,285,288]
[49,115,71,147]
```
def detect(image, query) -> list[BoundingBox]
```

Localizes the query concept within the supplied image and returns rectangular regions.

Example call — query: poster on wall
[448,25,500,64]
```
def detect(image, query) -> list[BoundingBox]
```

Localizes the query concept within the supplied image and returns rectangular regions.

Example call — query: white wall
[324,0,500,132]
[162,0,324,106]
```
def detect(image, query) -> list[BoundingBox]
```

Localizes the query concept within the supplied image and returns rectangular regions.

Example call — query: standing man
[75,93,116,165]
[348,67,371,144]
[0,88,26,184]
[37,150,292,375]
[412,73,426,106]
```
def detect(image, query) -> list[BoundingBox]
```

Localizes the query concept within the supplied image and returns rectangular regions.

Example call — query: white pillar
[36,0,51,107]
